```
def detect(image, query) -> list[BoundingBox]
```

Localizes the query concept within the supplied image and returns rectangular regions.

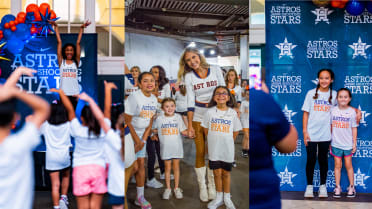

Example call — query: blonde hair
[130,66,141,74]
[177,47,210,82]
[225,69,239,86]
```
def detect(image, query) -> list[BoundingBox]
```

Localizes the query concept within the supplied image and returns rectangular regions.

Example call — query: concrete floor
[33,134,249,209]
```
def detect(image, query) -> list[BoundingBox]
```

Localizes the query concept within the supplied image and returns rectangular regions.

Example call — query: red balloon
[14,20,19,25]
[17,11,26,19]
[17,17,25,23]
[0,30,3,35]
[9,21,15,27]
[4,23,9,29]
[34,13,42,21]
[26,3,39,13]
[11,26,17,32]
[331,0,342,8]
[50,10,57,19]
[30,27,37,34]
[39,3,51,16]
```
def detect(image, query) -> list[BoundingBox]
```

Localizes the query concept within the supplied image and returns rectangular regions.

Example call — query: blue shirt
[249,88,290,209]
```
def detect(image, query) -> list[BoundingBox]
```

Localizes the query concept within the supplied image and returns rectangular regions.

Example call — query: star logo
[358,105,370,127]
[283,105,297,124]
[349,37,371,59]
[354,168,370,189]
[311,7,333,24]
[275,37,297,59]
[278,166,297,187]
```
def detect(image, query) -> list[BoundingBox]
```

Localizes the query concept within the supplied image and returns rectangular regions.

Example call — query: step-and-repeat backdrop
[266,0,371,193]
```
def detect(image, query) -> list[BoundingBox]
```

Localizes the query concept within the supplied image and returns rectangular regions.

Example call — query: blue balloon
[367,1,372,14]
[6,38,24,55]
[3,28,14,40]
[1,14,16,27]
[346,0,366,16]
[15,23,30,41]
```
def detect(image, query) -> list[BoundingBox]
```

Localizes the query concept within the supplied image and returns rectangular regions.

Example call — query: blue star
[32,8,60,37]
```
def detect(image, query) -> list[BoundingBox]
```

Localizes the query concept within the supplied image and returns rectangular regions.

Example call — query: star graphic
[275,38,297,59]
[358,105,370,126]
[354,168,370,188]
[278,166,297,187]
[311,7,333,24]
[311,78,319,85]
[349,37,371,59]
[0,42,10,61]
[283,105,297,123]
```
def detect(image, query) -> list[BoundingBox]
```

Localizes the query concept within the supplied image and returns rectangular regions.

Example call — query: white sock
[53,206,60,209]
[137,186,144,197]
[224,192,231,199]
[216,192,223,201]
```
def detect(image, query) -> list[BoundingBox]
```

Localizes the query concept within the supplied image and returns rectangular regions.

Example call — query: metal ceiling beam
[132,8,228,20]
[167,0,249,6]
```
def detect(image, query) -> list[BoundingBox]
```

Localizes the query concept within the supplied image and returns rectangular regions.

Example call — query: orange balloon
[17,11,26,19]
[18,17,25,23]
[50,10,57,19]
[34,13,42,21]
[26,3,39,13]
[39,3,51,16]
[4,23,9,29]
[11,26,17,32]
[14,20,19,25]
[30,27,37,34]
[9,21,15,27]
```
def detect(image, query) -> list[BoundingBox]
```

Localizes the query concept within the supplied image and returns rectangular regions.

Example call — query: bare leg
[242,128,249,150]
[213,169,223,193]
[49,171,61,206]
[90,193,104,209]
[173,159,180,189]
[222,170,231,193]
[136,158,146,187]
[164,160,172,189]
[124,165,134,209]
[76,195,90,209]
[61,168,70,196]
[344,156,354,186]
[334,157,342,187]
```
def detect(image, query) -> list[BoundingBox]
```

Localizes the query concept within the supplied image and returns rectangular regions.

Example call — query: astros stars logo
[358,105,370,127]
[283,105,297,124]
[354,168,370,189]
[275,37,297,59]
[349,37,371,59]
[278,166,297,187]
[311,7,333,24]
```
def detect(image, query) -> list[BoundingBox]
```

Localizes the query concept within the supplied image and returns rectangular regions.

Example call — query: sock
[216,192,223,201]
[60,195,68,200]
[224,192,231,199]
[53,206,60,209]
[137,186,144,197]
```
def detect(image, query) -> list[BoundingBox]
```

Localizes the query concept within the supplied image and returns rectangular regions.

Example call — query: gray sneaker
[304,185,314,198]
[146,178,163,189]
[318,184,328,198]
[59,199,68,209]
[163,188,172,200]
[174,188,183,199]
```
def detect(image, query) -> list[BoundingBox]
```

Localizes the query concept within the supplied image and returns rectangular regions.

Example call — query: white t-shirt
[201,107,242,163]
[40,121,71,170]
[124,74,138,97]
[156,83,171,113]
[228,85,242,103]
[331,106,358,150]
[0,123,40,209]
[125,90,157,139]
[60,60,80,96]
[185,66,225,122]
[175,91,187,113]
[124,127,136,168]
[70,118,107,168]
[153,114,187,160]
[105,129,125,197]
[240,100,249,129]
[301,88,337,142]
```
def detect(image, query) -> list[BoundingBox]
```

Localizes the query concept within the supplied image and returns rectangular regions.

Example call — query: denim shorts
[330,146,353,158]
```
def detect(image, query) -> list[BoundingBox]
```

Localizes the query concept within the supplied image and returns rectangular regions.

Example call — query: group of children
[302,69,359,198]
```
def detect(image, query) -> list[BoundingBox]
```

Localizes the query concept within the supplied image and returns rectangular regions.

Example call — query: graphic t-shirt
[301,88,337,142]
[60,59,80,96]
[331,106,358,150]
[124,74,138,97]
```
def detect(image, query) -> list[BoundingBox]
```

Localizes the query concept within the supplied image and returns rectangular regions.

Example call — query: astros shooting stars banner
[266,1,372,193]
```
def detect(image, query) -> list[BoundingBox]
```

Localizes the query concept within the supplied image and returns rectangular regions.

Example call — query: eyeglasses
[215,92,228,96]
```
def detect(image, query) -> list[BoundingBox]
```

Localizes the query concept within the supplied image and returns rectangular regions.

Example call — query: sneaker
[146,178,163,188]
[160,173,174,180]
[318,184,328,198]
[207,197,223,209]
[333,185,341,198]
[347,185,356,198]
[242,152,248,158]
[304,185,314,198]
[134,195,152,209]
[59,200,68,209]
[232,162,237,168]
[162,188,172,200]
[224,197,236,209]
[174,188,183,199]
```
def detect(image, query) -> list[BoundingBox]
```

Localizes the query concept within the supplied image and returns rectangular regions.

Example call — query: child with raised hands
[0,67,50,209]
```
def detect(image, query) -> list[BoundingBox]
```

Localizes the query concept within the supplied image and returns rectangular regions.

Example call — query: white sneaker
[160,173,174,180]
[318,184,328,198]
[304,185,314,198]
[174,188,183,199]
[146,178,163,188]
[207,198,223,209]
[59,199,68,209]
[162,188,172,200]
[224,197,236,209]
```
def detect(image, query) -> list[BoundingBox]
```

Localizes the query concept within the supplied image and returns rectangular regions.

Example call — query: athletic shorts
[209,160,232,172]
[46,166,70,173]
[330,146,353,158]
[108,193,124,205]
[72,164,107,196]
[176,111,187,116]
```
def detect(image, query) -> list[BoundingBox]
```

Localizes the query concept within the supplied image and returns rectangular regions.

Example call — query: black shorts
[176,111,187,116]
[46,166,71,173]
[209,160,232,171]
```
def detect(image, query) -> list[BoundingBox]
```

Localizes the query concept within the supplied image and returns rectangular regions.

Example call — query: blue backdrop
[266,1,372,193]
[0,34,97,151]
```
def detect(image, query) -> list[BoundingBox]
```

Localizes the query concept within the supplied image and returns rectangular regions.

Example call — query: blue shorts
[330,146,353,158]
[136,141,147,158]
[108,193,124,205]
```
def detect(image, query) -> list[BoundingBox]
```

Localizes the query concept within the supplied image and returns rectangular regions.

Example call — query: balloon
[17,12,26,19]
[34,12,42,21]
[39,3,51,16]
[1,14,16,27]
[26,4,39,14]
[346,0,366,16]
[0,30,3,35]
[17,17,25,24]
[3,28,13,39]
[6,38,24,54]
[9,21,15,27]
[10,26,16,32]
[14,20,19,25]
[15,23,30,40]
[313,0,330,7]
[30,27,37,34]
[4,23,9,29]
[50,10,57,20]
[367,1,372,13]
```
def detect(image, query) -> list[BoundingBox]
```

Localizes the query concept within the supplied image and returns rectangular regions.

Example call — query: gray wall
[125,33,185,81]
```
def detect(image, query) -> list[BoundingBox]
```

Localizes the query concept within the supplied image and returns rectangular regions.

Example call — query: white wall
[124,32,185,81]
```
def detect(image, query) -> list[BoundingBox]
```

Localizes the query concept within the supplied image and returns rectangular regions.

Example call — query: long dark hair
[150,65,169,91]
[110,103,123,130]
[179,84,186,96]
[81,105,101,137]
[208,86,236,108]
[117,114,125,161]
[48,100,68,125]
[0,98,16,127]
[62,43,78,66]
[337,88,352,106]
[313,69,334,104]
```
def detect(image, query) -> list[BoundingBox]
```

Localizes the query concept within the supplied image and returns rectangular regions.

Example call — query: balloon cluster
[0,3,58,55]
[313,0,372,16]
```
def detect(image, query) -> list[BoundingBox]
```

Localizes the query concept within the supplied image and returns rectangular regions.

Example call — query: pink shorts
[72,164,107,196]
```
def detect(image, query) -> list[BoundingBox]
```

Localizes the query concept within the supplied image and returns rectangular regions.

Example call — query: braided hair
[313,69,335,104]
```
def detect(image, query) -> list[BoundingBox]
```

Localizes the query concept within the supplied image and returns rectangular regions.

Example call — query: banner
[266,1,372,193]
[0,34,97,150]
